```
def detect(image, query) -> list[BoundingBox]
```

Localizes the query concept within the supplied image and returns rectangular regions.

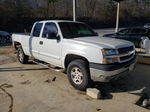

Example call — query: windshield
[59,22,97,39]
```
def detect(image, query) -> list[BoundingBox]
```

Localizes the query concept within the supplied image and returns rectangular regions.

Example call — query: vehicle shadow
[94,63,150,99]
[0,66,49,72]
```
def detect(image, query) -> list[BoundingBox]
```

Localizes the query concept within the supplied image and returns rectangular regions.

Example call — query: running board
[33,60,65,72]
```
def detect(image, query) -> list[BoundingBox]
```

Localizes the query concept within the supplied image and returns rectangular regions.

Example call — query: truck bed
[12,33,31,56]
[13,33,30,36]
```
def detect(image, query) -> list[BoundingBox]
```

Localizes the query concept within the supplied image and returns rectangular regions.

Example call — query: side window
[118,29,129,35]
[32,23,43,37]
[130,29,140,34]
[42,23,58,38]
[139,29,148,35]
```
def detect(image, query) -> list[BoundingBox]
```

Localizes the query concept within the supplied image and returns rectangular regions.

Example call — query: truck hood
[73,36,133,49]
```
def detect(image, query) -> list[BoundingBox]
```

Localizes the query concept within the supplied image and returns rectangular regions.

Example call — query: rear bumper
[89,56,136,82]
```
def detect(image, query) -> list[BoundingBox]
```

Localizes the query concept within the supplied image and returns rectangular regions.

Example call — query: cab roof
[38,20,84,24]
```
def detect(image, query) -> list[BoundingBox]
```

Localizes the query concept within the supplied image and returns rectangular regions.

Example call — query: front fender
[61,42,103,68]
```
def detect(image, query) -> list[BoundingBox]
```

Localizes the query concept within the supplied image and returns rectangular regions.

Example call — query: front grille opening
[118,46,134,54]
[120,54,134,61]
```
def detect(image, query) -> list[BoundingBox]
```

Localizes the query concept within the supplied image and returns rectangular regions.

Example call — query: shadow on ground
[0,63,149,100]
[0,67,48,72]
[94,63,150,99]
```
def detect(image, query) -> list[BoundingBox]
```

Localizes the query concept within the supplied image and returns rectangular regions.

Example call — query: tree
[13,0,33,17]
[77,0,98,18]
[45,0,58,18]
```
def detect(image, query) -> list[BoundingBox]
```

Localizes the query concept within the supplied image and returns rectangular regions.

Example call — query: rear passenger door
[29,22,43,58]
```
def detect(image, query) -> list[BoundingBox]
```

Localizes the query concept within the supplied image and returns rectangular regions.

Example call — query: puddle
[52,77,56,82]
[77,91,86,95]
[44,77,57,83]
[85,97,93,101]
[96,108,101,111]
[44,79,52,83]
[20,74,25,77]
[4,84,13,88]
[20,80,31,85]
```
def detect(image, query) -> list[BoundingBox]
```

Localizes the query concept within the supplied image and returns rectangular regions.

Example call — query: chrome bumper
[90,58,136,82]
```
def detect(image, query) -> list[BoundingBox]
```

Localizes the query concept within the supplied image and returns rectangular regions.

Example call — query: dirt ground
[0,46,16,65]
[0,46,150,112]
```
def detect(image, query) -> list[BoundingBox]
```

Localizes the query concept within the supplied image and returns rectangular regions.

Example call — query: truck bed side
[12,33,31,56]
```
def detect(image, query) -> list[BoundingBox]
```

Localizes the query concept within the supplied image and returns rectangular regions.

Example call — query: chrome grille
[118,46,134,54]
[120,54,134,61]
[117,46,135,62]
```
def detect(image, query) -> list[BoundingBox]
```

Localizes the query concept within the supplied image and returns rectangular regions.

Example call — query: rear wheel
[17,47,29,64]
[67,59,91,91]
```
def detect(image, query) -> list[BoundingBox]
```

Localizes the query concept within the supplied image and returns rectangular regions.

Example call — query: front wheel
[17,47,29,64]
[67,59,91,91]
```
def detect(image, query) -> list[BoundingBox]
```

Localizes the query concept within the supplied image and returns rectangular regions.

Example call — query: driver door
[39,22,62,66]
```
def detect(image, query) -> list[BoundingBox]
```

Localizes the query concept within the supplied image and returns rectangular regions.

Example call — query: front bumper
[89,56,136,82]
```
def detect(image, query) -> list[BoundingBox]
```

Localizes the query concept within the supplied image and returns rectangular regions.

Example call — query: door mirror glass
[46,32,60,41]
[46,32,57,39]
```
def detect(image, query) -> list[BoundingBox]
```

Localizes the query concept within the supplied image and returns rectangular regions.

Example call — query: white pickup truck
[12,20,136,90]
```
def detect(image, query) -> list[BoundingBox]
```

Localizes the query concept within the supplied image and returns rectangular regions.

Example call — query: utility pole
[73,0,76,21]
[115,2,120,32]
[113,0,124,32]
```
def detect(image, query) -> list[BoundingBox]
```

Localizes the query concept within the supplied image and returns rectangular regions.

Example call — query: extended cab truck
[12,20,136,90]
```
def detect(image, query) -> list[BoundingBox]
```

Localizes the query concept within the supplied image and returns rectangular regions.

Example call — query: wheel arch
[13,41,22,49]
[64,54,89,69]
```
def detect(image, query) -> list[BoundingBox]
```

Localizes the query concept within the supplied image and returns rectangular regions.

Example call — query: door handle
[39,41,43,45]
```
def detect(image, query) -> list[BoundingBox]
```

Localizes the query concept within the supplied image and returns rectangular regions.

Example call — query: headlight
[102,49,118,64]
[103,58,118,64]
[102,49,117,56]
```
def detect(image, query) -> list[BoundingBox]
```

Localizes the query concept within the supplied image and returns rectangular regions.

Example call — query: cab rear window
[32,23,43,37]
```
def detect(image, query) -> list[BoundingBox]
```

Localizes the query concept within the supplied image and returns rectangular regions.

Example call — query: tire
[67,59,91,91]
[17,47,29,64]
[1,37,6,46]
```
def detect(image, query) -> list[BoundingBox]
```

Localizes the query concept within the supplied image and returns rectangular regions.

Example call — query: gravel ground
[0,46,16,65]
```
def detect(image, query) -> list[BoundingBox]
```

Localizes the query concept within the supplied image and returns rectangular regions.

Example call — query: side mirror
[46,32,60,41]
[95,32,99,36]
